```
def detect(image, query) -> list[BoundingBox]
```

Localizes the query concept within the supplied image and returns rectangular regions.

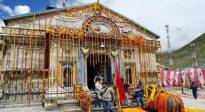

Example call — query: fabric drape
[166,70,171,87]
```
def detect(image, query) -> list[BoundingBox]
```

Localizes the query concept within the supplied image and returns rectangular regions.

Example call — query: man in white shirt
[95,77,102,108]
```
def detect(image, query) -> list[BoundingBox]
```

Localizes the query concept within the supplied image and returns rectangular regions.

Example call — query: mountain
[161,33,205,69]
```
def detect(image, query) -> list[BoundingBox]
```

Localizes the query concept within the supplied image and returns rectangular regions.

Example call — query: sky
[0,0,205,52]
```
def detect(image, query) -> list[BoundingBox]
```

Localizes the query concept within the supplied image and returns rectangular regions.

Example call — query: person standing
[191,81,198,99]
[101,81,114,112]
[95,77,102,108]
[94,72,104,83]
[135,80,144,107]
[122,78,130,105]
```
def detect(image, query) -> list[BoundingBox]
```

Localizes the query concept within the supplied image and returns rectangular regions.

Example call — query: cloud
[101,0,205,52]
[0,1,30,32]
[0,4,14,15]
[14,5,31,15]
[0,2,30,16]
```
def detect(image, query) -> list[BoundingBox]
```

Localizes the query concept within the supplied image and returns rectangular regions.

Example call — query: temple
[0,2,160,102]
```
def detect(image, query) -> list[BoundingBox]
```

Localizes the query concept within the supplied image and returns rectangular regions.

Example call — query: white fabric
[95,82,102,91]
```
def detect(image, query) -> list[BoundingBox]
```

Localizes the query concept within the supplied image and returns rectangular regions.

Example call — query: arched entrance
[87,54,112,90]
[62,64,73,87]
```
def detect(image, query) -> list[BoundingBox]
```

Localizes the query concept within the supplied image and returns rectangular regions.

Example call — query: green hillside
[161,33,205,69]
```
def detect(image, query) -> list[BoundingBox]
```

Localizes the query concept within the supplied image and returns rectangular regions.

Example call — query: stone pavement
[1,88,205,112]
[168,87,205,110]
[182,97,205,110]
[0,105,64,112]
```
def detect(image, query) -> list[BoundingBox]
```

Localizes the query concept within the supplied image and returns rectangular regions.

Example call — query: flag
[202,68,205,85]
[166,69,171,87]
[173,71,177,87]
[194,68,200,87]
[116,62,126,105]
[178,70,182,87]
[186,70,192,87]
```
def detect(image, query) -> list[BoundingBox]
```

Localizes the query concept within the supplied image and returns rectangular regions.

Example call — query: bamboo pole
[25,30,29,100]
[12,29,16,72]
[72,32,74,62]
[133,39,137,83]
[42,19,47,100]
[48,32,53,88]
[51,30,55,87]
[66,31,69,89]
[92,34,95,66]
[21,29,25,100]
[149,44,154,83]
[37,17,41,98]
[97,34,100,63]
[78,31,81,60]
[56,29,62,99]
[15,45,19,101]
[89,36,92,65]
[11,29,17,101]
[29,15,35,104]
[138,40,144,83]
[47,32,51,93]
[37,32,41,99]
[61,32,64,93]
[6,29,12,100]
[143,42,148,84]
[148,44,151,83]
[94,34,97,65]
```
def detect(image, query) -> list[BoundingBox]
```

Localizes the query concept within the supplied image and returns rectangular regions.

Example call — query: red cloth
[194,68,200,87]
[173,71,177,87]
[116,62,126,105]
[202,68,205,85]
[178,70,182,87]
[166,69,171,87]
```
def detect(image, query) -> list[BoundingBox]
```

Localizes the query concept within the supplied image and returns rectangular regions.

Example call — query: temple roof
[3,2,160,39]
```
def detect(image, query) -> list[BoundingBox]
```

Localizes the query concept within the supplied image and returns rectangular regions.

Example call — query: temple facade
[0,2,160,94]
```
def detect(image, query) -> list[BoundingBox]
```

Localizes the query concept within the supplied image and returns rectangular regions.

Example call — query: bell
[100,42,104,48]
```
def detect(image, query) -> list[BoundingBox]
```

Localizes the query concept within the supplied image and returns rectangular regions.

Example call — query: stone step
[0,102,41,108]
[57,99,78,105]
[92,107,117,112]
[44,99,80,110]
[64,106,82,112]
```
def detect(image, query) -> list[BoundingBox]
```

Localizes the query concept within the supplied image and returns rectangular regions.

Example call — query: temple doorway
[87,54,112,90]
[63,64,73,87]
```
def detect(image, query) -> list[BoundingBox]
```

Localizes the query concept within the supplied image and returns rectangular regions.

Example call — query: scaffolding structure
[0,2,160,105]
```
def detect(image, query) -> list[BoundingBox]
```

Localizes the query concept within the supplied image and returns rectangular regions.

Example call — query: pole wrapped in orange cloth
[116,62,126,105]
